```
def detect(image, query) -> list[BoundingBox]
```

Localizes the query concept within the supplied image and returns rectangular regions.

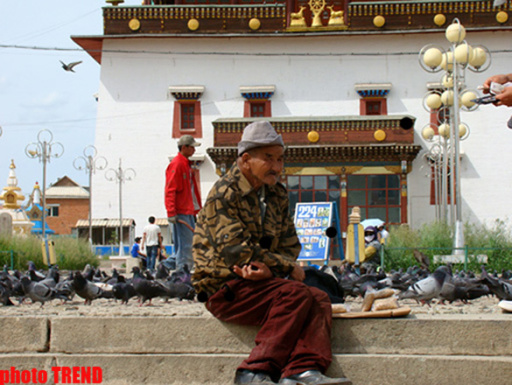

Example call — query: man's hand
[232,261,272,281]
[496,86,512,107]
[289,264,305,282]
[483,74,511,91]
[168,216,177,224]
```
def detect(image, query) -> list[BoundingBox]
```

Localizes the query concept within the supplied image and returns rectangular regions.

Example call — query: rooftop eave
[207,143,423,167]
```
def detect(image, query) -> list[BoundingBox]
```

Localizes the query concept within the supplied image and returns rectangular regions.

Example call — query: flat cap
[237,121,284,156]
[178,135,200,147]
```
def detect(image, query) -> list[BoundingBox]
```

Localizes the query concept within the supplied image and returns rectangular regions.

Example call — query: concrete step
[0,353,510,385]
[0,314,510,385]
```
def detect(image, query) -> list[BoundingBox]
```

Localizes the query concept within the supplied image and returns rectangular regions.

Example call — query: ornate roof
[73,0,512,63]
[207,143,422,168]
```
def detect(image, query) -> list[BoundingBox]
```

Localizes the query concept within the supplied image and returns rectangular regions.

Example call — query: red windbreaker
[165,152,202,217]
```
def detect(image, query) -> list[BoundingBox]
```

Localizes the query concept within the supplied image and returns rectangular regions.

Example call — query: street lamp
[105,158,135,256]
[73,145,107,246]
[419,19,490,254]
[25,129,64,242]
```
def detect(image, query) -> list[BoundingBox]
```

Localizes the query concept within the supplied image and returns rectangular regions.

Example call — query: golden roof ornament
[1,160,25,209]
[309,0,326,27]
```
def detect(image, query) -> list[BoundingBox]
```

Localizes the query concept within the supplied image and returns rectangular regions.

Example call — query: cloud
[0,76,9,93]
[22,91,68,109]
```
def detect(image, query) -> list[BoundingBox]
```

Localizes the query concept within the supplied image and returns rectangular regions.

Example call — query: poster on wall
[294,202,336,262]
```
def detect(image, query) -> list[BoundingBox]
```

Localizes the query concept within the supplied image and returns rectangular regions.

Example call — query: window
[240,85,275,118]
[284,175,341,218]
[250,102,266,117]
[347,174,400,224]
[366,100,382,115]
[181,103,196,129]
[169,86,204,139]
[360,98,387,115]
[47,205,59,217]
[355,83,391,116]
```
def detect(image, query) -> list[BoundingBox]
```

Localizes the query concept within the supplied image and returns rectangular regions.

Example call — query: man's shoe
[234,369,276,384]
[279,370,352,385]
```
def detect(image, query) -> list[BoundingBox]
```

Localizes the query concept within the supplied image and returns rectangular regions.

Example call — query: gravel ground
[2,260,509,318]
[0,291,506,318]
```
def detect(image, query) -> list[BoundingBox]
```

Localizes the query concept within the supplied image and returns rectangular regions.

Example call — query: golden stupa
[0,160,34,235]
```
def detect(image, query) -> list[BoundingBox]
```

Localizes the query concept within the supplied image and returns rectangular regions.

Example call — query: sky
[0,0,139,201]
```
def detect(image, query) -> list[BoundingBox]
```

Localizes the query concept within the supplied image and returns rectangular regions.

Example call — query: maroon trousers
[206,277,333,380]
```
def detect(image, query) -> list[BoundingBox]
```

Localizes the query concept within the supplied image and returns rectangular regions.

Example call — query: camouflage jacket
[192,163,301,296]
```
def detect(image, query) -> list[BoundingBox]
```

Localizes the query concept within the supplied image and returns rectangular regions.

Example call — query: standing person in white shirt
[141,216,162,272]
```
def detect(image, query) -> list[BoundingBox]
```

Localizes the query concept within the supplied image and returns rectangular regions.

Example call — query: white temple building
[72,0,512,241]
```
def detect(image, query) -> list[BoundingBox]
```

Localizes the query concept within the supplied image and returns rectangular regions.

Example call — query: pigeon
[112,276,137,305]
[161,280,195,301]
[20,276,66,306]
[480,267,512,300]
[169,264,192,285]
[0,281,14,306]
[54,272,75,302]
[131,267,169,305]
[398,266,449,304]
[105,268,120,285]
[37,266,60,289]
[59,60,82,72]
[71,271,112,305]
[27,261,46,282]
[155,263,170,280]
[413,249,430,270]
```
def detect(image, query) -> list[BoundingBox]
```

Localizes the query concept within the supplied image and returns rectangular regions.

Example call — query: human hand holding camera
[479,74,512,107]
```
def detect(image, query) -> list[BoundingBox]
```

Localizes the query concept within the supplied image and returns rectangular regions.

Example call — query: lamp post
[419,19,490,254]
[73,145,107,246]
[25,129,64,241]
[105,158,135,256]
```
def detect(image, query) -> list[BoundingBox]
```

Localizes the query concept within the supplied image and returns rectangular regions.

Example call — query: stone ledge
[49,316,512,356]
[0,317,48,353]
[0,353,510,385]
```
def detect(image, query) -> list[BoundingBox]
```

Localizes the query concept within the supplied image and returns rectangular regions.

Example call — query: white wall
[92,31,512,237]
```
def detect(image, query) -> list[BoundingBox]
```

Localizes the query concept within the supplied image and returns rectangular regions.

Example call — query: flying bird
[59,60,82,72]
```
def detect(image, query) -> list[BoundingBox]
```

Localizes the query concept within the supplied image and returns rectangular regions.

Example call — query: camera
[471,95,497,105]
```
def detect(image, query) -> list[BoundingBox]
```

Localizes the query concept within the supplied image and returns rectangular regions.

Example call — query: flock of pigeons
[306,260,512,306]
[0,262,195,307]
[0,256,511,308]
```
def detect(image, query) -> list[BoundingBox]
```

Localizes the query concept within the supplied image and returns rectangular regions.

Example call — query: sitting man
[192,121,351,385]
[130,237,147,269]
[364,226,381,263]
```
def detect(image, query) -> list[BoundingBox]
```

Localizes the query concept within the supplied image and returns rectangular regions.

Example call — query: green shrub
[383,220,512,272]
[0,235,98,271]
[383,224,420,271]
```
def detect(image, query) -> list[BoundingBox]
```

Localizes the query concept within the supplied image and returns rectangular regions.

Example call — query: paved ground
[0,292,505,318]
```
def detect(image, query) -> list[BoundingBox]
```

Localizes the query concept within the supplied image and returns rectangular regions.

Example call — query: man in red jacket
[165,135,202,272]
